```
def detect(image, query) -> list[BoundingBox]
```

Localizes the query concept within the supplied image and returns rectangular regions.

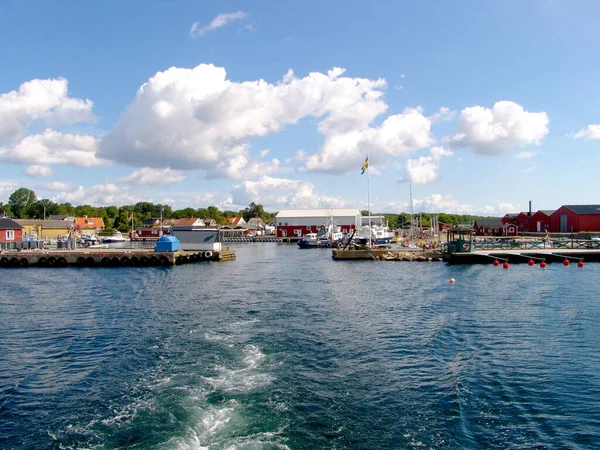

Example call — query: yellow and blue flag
[361,156,369,174]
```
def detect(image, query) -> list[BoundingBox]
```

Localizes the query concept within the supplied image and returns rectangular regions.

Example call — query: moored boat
[297,216,345,248]
[103,231,129,243]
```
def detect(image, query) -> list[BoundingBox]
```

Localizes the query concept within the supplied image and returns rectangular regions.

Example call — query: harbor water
[1,243,599,449]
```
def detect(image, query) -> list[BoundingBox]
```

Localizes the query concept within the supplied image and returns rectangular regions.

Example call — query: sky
[1,0,599,216]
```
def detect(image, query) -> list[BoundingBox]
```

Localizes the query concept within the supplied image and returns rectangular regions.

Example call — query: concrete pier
[332,248,446,261]
[0,248,236,268]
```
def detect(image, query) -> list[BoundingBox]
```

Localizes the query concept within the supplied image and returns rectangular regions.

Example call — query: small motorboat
[102,231,129,243]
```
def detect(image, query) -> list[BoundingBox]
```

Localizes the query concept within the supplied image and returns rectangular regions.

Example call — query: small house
[75,216,105,236]
[227,216,246,227]
[0,218,23,243]
[473,218,505,236]
[202,218,217,227]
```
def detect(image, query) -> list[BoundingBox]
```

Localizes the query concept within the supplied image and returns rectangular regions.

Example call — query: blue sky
[1,0,599,215]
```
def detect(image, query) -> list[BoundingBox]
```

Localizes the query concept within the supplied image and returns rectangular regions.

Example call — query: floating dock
[447,248,600,264]
[0,248,236,268]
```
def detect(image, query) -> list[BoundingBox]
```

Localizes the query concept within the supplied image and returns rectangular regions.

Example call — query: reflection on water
[1,243,599,449]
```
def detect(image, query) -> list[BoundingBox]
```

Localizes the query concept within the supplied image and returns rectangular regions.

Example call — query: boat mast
[367,154,372,246]
[409,183,414,241]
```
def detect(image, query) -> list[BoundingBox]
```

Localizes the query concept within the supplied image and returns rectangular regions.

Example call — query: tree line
[1,187,495,233]
[1,188,277,233]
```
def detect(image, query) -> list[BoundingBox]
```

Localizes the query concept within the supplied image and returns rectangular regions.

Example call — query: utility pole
[159,206,164,237]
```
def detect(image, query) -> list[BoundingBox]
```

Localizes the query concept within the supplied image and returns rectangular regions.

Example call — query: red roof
[75,217,105,229]
[173,217,203,226]
[227,216,244,226]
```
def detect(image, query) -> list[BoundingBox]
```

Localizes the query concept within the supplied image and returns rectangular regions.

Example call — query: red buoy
[503,261,509,269]
[493,259,499,267]
[540,261,547,268]
[563,259,570,266]
[528,259,534,266]
[578,261,584,268]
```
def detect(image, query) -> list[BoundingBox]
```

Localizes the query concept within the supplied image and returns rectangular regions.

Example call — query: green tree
[158,204,173,219]
[56,203,75,216]
[8,188,36,218]
[106,205,119,219]
[243,202,268,222]
[173,208,197,219]
[0,202,11,217]
[26,199,59,219]
[207,205,227,224]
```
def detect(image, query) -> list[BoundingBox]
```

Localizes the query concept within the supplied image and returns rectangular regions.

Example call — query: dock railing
[470,237,600,251]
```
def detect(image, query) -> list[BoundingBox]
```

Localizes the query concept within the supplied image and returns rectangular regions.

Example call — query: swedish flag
[361,156,369,174]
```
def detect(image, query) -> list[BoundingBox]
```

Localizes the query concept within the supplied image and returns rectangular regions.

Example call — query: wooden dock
[0,248,236,268]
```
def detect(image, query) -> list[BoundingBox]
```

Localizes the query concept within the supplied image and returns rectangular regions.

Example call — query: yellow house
[15,219,73,240]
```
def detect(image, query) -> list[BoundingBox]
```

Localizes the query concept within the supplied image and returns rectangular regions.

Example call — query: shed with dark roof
[0,218,23,243]
[549,205,600,232]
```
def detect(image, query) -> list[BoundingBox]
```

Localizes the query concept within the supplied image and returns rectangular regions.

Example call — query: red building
[473,218,518,236]
[502,213,518,225]
[528,210,554,232]
[516,212,530,232]
[549,205,600,232]
[0,218,23,243]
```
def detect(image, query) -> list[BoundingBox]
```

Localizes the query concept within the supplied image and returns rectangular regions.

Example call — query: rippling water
[1,243,599,449]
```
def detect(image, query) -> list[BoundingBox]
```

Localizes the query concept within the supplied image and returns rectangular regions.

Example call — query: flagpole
[367,154,372,247]
[409,183,414,242]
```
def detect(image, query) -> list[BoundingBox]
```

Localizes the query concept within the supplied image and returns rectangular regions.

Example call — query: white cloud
[100,63,421,175]
[0,180,18,202]
[429,107,456,123]
[24,164,53,177]
[190,11,248,38]
[385,194,515,215]
[52,183,142,206]
[0,77,94,145]
[207,146,280,179]
[498,202,518,212]
[230,175,349,210]
[514,151,538,159]
[403,146,452,184]
[117,167,186,186]
[305,106,435,174]
[43,181,74,192]
[448,101,549,155]
[574,124,600,140]
[412,194,474,214]
[0,129,105,167]
[285,150,306,164]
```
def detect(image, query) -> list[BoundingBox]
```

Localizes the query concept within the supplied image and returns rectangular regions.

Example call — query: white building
[275,208,362,238]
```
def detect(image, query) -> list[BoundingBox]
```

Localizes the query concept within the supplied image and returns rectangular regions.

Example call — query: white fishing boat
[102,230,129,243]
[297,213,344,248]
[353,219,394,247]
